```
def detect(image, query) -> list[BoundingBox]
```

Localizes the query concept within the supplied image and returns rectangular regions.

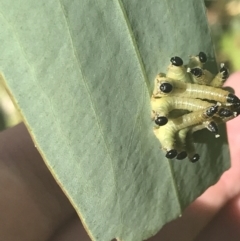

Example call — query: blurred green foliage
[205,0,240,71]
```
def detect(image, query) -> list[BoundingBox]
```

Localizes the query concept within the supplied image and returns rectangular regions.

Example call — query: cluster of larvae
[151,52,240,163]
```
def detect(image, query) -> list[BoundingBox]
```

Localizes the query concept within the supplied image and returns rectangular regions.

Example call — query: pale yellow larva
[187,67,214,85]
[152,76,239,104]
[151,96,213,118]
[153,124,177,158]
[153,108,216,159]
[188,52,208,69]
[152,53,240,162]
[175,128,189,160]
[210,63,229,87]
[166,56,192,83]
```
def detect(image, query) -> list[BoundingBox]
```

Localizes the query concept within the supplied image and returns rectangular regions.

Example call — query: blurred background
[206,0,240,70]
[0,0,239,131]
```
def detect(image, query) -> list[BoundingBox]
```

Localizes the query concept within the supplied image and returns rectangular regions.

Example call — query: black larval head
[198,52,207,63]
[170,56,183,67]
[176,151,187,160]
[190,68,203,77]
[220,66,229,79]
[166,149,178,159]
[160,82,173,93]
[218,108,233,117]
[207,121,218,134]
[227,93,240,104]
[206,104,219,117]
[155,116,168,126]
[190,154,200,163]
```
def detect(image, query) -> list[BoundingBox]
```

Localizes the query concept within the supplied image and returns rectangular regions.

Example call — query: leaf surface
[0,0,230,240]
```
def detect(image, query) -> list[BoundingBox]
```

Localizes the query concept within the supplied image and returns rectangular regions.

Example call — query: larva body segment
[183,122,215,162]
[151,96,213,121]
[166,56,192,83]
[191,123,207,133]
[187,67,214,85]
[175,128,189,150]
[153,124,176,152]
[175,126,203,161]
[170,109,214,131]
[175,128,189,160]
[166,64,192,83]
[176,124,204,162]
[184,82,228,102]
[210,73,225,88]
[153,76,239,104]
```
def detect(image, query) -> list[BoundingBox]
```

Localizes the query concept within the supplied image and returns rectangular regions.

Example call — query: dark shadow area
[193,124,228,145]
[0,108,6,131]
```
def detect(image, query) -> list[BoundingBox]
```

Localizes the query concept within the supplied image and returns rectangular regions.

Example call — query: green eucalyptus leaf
[0,0,230,240]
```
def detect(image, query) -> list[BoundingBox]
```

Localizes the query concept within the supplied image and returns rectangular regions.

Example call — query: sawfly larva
[178,121,219,162]
[191,108,239,134]
[151,96,217,126]
[153,107,217,159]
[187,67,214,85]
[151,53,240,163]
[178,120,219,162]
[166,56,192,83]
[153,75,240,104]
[188,51,207,69]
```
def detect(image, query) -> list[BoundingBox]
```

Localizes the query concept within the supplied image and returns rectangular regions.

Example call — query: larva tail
[154,77,240,104]
[210,63,229,87]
